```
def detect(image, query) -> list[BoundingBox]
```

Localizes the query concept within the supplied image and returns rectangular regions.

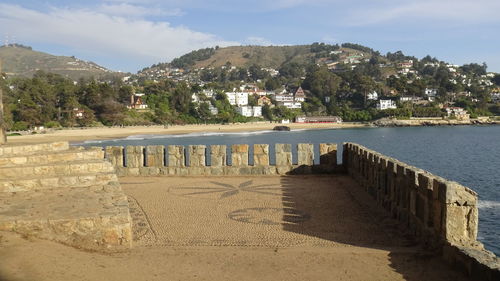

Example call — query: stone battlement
[342,142,499,281]
[103,143,338,176]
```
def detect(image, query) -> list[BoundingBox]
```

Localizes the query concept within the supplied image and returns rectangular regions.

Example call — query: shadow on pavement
[279,173,471,281]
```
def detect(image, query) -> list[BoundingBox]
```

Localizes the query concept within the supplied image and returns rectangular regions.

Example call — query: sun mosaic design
[169,180,285,199]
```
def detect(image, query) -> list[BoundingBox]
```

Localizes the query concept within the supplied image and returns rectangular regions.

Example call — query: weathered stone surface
[253,144,269,166]
[210,145,226,167]
[320,143,337,166]
[145,146,164,167]
[439,181,478,206]
[105,146,124,167]
[231,144,248,166]
[0,142,132,251]
[297,143,314,166]
[275,144,292,166]
[167,145,185,167]
[189,145,206,167]
[0,142,70,157]
[125,146,144,168]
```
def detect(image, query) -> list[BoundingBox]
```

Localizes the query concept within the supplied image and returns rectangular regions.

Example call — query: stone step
[0,160,115,179]
[0,142,70,157]
[0,148,104,168]
[0,185,132,251]
[0,172,119,192]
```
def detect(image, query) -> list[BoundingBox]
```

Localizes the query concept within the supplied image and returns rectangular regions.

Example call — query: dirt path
[0,175,470,281]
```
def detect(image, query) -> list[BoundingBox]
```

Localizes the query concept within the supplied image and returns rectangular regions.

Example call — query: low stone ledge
[443,243,500,281]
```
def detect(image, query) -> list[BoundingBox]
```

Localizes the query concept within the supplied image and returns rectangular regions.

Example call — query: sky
[0,0,499,73]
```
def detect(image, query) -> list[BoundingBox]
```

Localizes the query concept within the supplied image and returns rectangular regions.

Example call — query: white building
[399,96,423,103]
[279,102,302,109]
[237,106,262,117]
[425,88,438,101]
[445,107,469,120]
[367,91,378,100]
[273,93,294,102]
[225,92,249,106]
[491,92,500,103]
[376,99,397,110]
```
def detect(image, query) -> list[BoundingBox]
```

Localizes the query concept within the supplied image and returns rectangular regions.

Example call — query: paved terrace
[0,175,470,281]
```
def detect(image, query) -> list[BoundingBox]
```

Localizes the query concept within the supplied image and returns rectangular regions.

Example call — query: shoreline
[5,119,498,145]
[5,122,368,144]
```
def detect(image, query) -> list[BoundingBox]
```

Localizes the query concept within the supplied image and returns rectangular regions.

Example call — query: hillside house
[237,106,262,117]
[491,92,500,103]
[424,88,438,101]
[444,107,469,120]
[294,87,306,102]
[226,92,249,106]
[257,96,273,106]
[376,99,397,110]
[128,93,148,110]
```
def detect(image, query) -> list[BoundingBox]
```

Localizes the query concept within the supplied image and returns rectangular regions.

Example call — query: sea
[78,125,500,255]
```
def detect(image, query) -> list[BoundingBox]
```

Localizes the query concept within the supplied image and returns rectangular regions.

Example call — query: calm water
[79,125,500,255]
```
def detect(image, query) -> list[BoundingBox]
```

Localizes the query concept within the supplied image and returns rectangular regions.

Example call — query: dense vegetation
[1,43,499,130]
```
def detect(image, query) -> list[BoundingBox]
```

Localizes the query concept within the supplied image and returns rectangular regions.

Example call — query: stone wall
[342,142,499,280]
[102,143,338,176]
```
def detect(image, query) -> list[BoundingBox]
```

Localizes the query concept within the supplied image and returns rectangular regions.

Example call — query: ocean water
[79,125,500,255]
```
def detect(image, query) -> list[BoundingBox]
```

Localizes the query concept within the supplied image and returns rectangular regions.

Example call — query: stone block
[125,146,144,168]
[297,143,314,166]
[253,144,269,166]
[189,145,206,167]
[231,144,248,166]
[105,146,124,167]
[443,204,478,244]
[167,145,185,167]
[145,146,164,167]
[439,181,478,206]
[275,144,292,166]
[210,145,226,167]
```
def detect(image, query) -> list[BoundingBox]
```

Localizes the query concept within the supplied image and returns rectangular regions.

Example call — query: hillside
[0,44,124,80]
[141,43,375,75]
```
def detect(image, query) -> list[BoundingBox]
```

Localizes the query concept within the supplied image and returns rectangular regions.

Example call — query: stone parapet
[342,142,499,280]
[105,143,340,176]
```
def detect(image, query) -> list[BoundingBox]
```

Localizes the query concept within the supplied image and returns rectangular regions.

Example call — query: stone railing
[103,143,339,176]
[342,142,499,280]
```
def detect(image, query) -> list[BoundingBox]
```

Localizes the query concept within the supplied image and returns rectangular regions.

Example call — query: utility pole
[0,60,6,144]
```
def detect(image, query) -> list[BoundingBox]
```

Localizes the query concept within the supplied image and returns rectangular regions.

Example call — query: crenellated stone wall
[342,142,499,280]
[102,143,338,176]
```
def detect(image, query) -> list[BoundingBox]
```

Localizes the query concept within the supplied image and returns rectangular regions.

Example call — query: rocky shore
[371,117,500,127]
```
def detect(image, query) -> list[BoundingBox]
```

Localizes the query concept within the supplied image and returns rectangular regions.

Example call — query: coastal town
[2,43,498,132]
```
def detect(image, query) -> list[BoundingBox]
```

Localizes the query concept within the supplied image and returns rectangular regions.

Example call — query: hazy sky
[1,0,499,73]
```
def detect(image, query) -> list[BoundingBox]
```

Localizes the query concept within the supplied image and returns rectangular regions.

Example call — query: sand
[5,122,368,144]
[0,175,471,281]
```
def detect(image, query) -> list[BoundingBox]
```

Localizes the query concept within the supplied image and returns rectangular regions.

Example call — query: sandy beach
[6,122,368,144]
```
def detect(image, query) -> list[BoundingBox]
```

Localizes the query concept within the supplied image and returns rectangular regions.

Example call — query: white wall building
[225,92,249,106]
[425,88,438,101]
[279,102,302,109]
[273,93,294,102]
[376,99,397,110]
[237,106,262,117]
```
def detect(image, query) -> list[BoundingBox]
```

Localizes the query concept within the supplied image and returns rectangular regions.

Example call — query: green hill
[0,44,124,80]
[142,43,376,74]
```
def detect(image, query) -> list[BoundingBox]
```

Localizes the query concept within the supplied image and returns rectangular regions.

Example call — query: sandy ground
[0,175,471,281]
[5,122,368,144]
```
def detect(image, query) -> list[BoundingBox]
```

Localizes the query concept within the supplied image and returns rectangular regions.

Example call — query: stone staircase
[0,142,132,251]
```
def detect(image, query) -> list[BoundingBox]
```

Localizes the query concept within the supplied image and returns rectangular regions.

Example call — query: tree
[302,66,341,105]
[492,74,500,86]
